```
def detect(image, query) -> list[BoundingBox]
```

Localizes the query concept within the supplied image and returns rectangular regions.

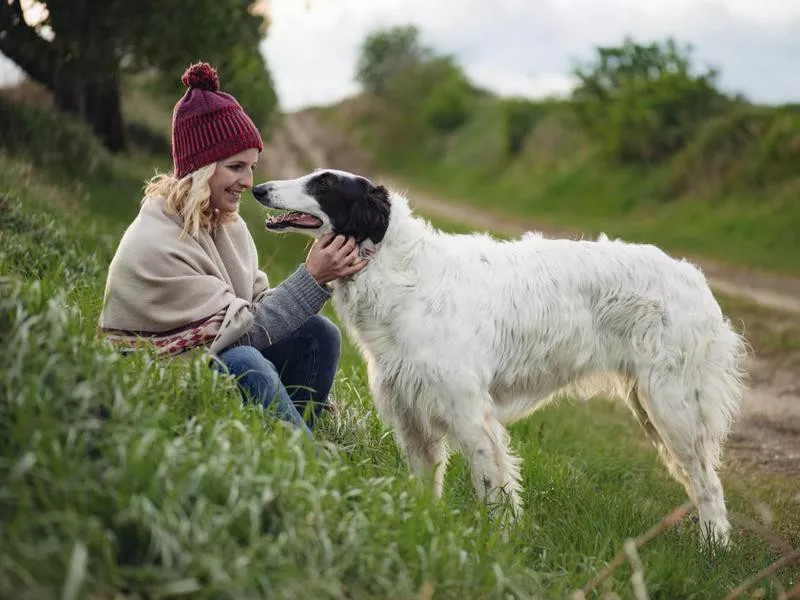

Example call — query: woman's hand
[305,233,369,285]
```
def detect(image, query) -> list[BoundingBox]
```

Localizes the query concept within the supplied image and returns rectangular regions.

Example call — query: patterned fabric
[172,62,263,178]
[102,309,227,358]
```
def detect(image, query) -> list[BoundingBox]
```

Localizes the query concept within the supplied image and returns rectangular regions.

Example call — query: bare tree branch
[578,501,694,598]
[724,550,800,600]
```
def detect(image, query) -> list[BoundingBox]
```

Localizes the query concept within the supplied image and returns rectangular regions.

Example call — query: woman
[99,62,368,437]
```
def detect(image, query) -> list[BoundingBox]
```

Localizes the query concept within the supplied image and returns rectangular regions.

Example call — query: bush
[667,104,800,196]
[357,26,476,136]
[356,25,431,96]
[572,37,729,163]
[500,99,553,156]
[752,105,800,184]
[421,71,474,133]
[125,121,172,156]
[0,94,112,175]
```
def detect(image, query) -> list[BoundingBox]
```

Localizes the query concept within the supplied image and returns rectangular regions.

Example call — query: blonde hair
[143,163,237,238]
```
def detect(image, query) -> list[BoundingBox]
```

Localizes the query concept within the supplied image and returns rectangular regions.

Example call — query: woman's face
[208,148,259,214]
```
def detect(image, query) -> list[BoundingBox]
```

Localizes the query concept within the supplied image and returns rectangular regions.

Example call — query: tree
[0,0,277,152]
[501,99,550,156]
[356,25,477,136]
[571,37,729,162]
[356,25,432,96]
[413,59,474,133]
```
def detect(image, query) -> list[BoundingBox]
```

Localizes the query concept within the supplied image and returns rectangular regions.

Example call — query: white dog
[253,169,746,545]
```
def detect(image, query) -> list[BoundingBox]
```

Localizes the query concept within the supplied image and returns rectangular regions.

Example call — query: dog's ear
[340,183,391,243]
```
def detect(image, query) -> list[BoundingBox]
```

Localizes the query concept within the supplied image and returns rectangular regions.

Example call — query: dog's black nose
[252,183,275,205]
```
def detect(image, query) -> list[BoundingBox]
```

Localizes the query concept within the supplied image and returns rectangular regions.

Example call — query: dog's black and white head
[252,169,391,243]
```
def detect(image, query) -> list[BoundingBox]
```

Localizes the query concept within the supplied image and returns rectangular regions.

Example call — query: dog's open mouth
[265,210,323,230]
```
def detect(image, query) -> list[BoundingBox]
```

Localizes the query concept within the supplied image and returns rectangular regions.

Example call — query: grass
[1,137,799,597]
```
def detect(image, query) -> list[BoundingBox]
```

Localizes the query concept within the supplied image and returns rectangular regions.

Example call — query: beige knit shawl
[99,196,268,355]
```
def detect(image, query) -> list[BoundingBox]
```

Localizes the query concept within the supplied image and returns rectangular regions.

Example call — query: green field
[1,139,799,598]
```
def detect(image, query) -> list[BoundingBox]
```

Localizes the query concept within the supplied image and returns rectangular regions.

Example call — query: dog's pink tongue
[291,213,321,226]
[270,211,322,227]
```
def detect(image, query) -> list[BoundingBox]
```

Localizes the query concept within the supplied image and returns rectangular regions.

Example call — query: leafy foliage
[356,25,432,96]
[419,66,474,133]
[356,25,476,135]
[0,0,277,150]
[500,99,554,156]
[0,93,111,176]
[571,37,729,163]
[667,104,800,195]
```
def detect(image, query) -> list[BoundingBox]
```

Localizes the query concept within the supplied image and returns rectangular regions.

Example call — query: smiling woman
[97,62,368,441]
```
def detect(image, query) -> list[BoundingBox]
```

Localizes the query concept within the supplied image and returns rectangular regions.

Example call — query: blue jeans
[214,315,341,438]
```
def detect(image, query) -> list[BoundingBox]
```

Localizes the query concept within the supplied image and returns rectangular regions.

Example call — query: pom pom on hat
[181,62,220,92]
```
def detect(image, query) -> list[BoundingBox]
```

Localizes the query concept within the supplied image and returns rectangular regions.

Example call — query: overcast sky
[261,0,800,110]
[2,0,798,111]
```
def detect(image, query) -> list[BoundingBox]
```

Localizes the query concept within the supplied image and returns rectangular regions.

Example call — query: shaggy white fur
[254,169,748,546]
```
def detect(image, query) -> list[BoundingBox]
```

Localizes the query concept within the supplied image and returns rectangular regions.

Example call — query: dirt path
[260,111,800,478]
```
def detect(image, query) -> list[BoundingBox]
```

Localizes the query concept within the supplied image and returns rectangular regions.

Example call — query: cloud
[261,0,800,110]
[0,56,25,87]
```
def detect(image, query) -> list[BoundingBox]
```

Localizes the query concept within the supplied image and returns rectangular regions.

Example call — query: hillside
[311,94,800,276]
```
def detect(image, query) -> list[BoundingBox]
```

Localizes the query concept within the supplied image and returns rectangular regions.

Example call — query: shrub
[421,70,474,133]
[500,99,552,156]
[356,25,431,96]
[572,37,729,163]
[357,26,476,136]
[0,94,112,175]
[667,104,800,196]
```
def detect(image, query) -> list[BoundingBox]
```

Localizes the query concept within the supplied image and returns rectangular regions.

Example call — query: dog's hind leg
[445,401,523,521]
[625,384,692,495]
[637,336,743,547]
[638,382,729,545]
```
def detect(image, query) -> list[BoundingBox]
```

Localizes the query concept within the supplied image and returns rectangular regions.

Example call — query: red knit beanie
[171,62,264,179]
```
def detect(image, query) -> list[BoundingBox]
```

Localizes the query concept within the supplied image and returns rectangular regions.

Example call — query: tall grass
[2,277,546,598]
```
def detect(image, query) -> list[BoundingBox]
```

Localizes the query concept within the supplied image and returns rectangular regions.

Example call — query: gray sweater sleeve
[230,265,331,350]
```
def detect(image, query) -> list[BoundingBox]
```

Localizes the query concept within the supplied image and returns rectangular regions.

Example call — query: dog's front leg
[394,414,451,498]
[449,408,523,523]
